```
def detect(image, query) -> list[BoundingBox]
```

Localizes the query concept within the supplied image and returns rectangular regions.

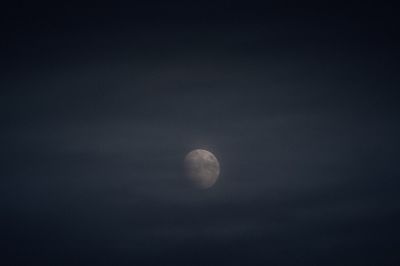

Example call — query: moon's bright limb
[184,149,220,189]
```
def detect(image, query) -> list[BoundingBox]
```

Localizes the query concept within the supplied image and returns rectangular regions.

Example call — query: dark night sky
[1,2,400,265]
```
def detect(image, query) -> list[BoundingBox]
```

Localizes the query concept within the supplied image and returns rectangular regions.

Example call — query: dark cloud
[1,2,400,265]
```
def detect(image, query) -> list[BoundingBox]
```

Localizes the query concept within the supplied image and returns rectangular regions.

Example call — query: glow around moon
[184,149,220,189]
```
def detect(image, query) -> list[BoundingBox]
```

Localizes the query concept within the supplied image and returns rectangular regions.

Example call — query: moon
[184,149,220,189]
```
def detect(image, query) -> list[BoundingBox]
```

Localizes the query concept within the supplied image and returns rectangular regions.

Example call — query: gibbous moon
[184,149,220,189]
